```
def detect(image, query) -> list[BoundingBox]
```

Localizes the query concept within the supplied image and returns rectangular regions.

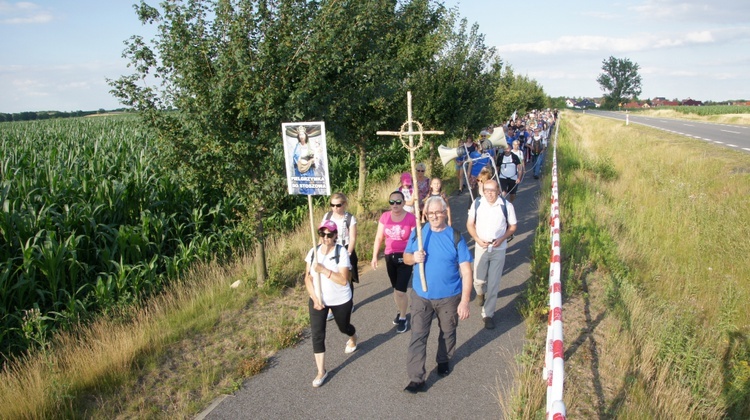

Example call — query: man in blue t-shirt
[402,196,473,393]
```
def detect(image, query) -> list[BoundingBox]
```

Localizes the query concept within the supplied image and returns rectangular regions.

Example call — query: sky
[1,0,749,113]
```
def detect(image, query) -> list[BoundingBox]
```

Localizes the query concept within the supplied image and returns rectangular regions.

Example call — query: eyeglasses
[389,200,403,205]
[426,211,446,218]
[330,203,343,208]
[318,231,336,238]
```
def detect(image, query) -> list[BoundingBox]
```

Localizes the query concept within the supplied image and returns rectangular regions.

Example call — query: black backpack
[323,211,352,244]
[471,196,509,229]
[308,244,351,281]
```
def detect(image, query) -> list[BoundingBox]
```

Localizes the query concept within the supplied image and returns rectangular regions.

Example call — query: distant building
[652,97,679,107]
[681,98,703,106]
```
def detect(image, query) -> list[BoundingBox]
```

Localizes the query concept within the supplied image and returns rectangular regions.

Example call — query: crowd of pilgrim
[303,109,557,391]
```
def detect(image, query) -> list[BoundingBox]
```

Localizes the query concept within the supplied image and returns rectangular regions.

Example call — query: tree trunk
[357,141,367,215]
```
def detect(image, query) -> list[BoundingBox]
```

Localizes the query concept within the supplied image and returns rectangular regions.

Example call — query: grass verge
[511,110,750,418]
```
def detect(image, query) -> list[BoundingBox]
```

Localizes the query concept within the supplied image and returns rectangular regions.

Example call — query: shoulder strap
[309,244,321,265]
[343,212,351,229]
[310,244,342,264]
[324,211,332,221]
[500,196,508,225]
[473,197,481,217]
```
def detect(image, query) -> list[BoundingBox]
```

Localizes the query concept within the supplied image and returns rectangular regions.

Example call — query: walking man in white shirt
[466,180,517,329]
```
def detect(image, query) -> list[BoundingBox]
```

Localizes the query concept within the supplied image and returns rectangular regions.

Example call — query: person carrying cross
[402,196,473,393]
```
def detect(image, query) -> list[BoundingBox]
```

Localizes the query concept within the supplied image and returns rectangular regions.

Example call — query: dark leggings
[309,298,356,353]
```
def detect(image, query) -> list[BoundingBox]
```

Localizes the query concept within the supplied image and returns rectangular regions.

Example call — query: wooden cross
[377,91,444,292]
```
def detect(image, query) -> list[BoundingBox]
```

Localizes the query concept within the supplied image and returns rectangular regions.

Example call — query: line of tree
[109,0,551,222]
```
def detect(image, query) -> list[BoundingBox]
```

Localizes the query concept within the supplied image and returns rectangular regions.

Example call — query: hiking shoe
[476,294,485,307]
[483,317,495,330]
[437,362,451,377]
[326,310,334,322]
[404,381,425,394]
[396,318,409,334]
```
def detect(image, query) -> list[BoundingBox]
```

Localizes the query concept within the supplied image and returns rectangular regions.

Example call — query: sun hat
[400,172,412,186]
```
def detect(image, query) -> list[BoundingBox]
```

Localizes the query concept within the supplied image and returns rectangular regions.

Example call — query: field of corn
[0,116,251,359]
[0,115,413,362]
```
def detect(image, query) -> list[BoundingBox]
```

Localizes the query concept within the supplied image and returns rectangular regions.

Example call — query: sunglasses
[389,199,403,205]
[318,231,336,238]
[417,170,425,172]
[330,203,343,208]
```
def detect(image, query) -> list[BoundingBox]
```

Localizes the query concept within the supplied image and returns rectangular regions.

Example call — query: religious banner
[282,121,330,196]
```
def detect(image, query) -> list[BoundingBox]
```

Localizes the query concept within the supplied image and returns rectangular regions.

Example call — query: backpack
[472,196,509,229]
[308,244,351,281]
[324,211,352,244]
[531,136,542,155]
[497,152,521,178]
[412,226,463,251]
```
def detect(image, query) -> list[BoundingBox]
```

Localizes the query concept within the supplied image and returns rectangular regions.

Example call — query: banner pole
[308,195,322,303]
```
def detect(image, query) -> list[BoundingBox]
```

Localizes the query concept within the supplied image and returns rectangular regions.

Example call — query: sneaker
[483,317,495,330]
[396,318,409,334]
[476,294,485,307]
[437,362,450,377]
[326,310,334,322]
[312,370,328,388]
[393,313,401,325]
[403,381,425,394]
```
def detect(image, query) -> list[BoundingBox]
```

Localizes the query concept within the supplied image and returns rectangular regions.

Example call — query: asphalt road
[197,163,545,420]
[582,109,750,153]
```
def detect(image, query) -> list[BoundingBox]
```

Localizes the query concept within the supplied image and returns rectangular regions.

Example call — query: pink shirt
[379,211,416,254]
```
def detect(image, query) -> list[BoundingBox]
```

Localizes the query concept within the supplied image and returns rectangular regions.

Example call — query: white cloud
[630,0,750,24]
[498,28,742,55]
[0,1,54,24]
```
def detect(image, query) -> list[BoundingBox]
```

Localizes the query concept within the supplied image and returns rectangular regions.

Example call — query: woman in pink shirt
[371,191,417,334]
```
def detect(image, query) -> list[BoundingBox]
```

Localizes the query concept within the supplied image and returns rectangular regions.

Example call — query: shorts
[385,253,412,293]
[499,177,517,194]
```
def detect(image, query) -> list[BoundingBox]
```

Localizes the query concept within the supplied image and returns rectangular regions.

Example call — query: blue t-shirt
[405,225,473,300]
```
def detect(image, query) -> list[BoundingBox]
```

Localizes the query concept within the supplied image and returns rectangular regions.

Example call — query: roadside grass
[0,167,438,419]
[514,110,750,418]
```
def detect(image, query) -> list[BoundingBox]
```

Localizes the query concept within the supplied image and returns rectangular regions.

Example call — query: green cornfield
[0,116,247,359]
[671,105,750,116]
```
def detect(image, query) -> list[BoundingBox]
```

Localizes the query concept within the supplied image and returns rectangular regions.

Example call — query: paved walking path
[200,175,542,420]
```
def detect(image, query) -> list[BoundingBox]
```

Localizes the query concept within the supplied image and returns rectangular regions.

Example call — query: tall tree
[110,0,322,222]
[407,15,500,175]
[491,65,547,124]
[596,56,642,109]
[111,0,447,216]
[301,0,447,210]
